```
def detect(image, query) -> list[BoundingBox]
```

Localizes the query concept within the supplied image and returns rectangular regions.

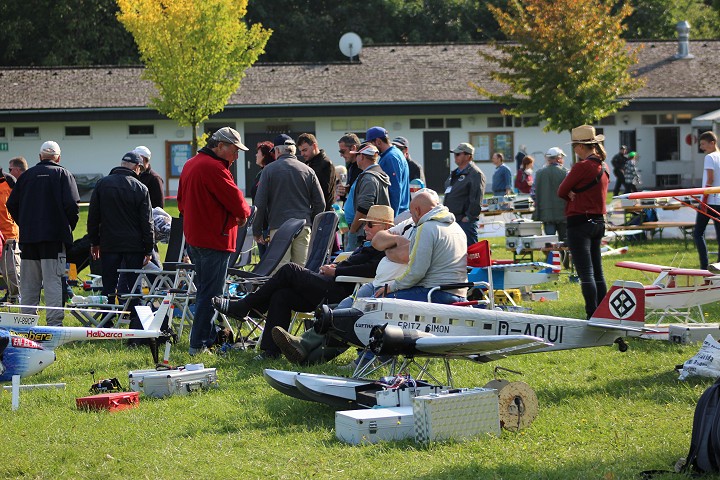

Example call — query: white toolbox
[505,220,543,237]
[128,364,218,398]
[521,234,558,250]
[413,388,500,444]
[335,407,414,444]
[506,236,522,249]
[668,324,720,344]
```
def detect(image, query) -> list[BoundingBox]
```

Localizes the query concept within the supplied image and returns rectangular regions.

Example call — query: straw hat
[362,205,395,226]
[570,125,605,144]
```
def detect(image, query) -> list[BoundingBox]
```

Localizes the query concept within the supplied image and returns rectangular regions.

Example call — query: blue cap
[122,152,142,165]
[273,134,295,146]
[365,126,388,142]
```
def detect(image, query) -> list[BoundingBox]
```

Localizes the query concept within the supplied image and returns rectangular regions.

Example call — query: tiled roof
[0,41,718,112]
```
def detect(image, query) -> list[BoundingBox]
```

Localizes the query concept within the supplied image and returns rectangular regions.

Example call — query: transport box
[335,406,414,444]
[668,324,720,344]
[505,220,543,237]
[530,290,559,301]
[128,365,218,398]
[413,388,500,444]
[494,289,522,305]
[375,385,444,408]
[76,391,139,412]
[506,236,522,249]
[521,234,559,250]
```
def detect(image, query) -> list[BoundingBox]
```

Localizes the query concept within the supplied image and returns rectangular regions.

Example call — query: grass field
[2,203,718,479]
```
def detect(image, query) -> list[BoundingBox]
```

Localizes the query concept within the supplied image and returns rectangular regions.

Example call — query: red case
[76,392,140,412]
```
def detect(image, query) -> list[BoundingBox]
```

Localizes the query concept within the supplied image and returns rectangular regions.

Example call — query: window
[599,115,616,126]
[129,125,154,135]
[410,119,426,129]
[446,118,462,128]
[427,118,444,128]
[0,127,5,137]
[65,126,90,137]
[523,116,540,127]
[13,127,39,137]
[655,126,679,161]
[659,113,675,125]
[677,113,692,124]
[331,120,348,131]
[469,131,514,162]
[487,117,504,128]
[641,115,658,125]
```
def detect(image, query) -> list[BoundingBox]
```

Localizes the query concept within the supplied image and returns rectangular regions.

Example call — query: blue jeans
[566,221,606,319]
[187,245,231,349]
[459,219,479,246]
[693,205,720,270]
[336,282,376,309]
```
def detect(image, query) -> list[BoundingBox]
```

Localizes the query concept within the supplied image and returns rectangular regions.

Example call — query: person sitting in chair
[212,205,395,360]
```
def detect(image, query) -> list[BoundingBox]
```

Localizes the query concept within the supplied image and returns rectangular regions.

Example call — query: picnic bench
[606,221,695,248]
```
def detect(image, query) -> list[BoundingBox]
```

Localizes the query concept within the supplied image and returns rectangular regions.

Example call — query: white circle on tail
[608,287,637,319]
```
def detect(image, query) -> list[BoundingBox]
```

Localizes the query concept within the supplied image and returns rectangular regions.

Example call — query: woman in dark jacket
[557,125,609,319]
[252,141,274,256]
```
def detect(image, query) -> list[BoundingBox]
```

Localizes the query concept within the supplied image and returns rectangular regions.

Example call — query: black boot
[212,297,251,319]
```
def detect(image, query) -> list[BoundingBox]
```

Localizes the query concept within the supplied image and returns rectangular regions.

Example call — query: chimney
[674,20,694,59]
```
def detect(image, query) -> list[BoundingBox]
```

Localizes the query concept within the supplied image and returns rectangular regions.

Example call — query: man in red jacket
[178,127,251,355]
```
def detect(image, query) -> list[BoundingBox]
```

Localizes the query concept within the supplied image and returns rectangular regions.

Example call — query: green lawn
[2,208,716,479]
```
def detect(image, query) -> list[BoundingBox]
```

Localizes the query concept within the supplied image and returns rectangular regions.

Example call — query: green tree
[474,0,644,133]
[117,0,271,152]
[624,0,720,40]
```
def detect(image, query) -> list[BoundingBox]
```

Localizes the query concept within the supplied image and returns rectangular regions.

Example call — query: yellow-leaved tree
[117,0,271,152]
[474,0,643,134]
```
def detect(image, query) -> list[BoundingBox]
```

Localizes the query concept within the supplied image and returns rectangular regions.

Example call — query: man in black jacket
[7,141,80,325]
[134,146,165,208]
[213,205,395,359]
[87,151,153,331]
[297,133,336,212]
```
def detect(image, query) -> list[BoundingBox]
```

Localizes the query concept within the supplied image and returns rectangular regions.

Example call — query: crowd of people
[11,123,715,364]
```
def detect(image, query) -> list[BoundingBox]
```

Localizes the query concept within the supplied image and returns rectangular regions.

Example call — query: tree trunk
[191,122,199,155]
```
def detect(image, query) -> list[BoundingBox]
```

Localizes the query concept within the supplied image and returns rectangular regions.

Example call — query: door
[242,132,272,195]
[423,131,450,192]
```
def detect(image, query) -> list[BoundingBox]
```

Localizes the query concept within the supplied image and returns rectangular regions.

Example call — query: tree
[117,0,271,152]
[624,0,720,40]
[473,0,644,133]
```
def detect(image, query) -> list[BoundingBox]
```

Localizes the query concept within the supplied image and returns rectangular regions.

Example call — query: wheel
[615,337,629,352]
[484,379,539,431]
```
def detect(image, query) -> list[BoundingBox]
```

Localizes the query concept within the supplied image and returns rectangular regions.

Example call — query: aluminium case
[413,388,501,444]
[668,324,720,344]
[128,367,218,398]
[505,221,543,237]
[335,406,415,444]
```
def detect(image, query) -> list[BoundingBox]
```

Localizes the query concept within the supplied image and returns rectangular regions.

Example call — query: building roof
[0,41,719,115]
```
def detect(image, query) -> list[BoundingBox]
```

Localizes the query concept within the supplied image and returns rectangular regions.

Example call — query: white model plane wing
[413,334,550,356]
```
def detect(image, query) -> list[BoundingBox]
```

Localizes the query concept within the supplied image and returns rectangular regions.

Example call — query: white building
[0,38,719,196]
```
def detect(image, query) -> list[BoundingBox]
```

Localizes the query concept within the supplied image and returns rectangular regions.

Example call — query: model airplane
[265,280,653,411]
[0,296,172,381]
[616,186,720,222]
[616,261,720,323]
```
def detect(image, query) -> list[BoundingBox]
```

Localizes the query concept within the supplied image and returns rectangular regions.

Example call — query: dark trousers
[101,252,145,328]
[693,205,720,270]
[566,221,607,319]
[612,169,625,197]
[245,263,353,355]
[187,245,231,349]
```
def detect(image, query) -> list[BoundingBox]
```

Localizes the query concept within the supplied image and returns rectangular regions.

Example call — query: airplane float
[265,280,654,428]
[0,296,172,381]
[616,261,720,323]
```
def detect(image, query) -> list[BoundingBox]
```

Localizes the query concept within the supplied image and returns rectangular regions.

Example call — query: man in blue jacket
[365,126,410,215]
[7,141,80,325]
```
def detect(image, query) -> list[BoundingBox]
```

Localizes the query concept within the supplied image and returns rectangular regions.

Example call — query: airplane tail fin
[136,293,173,332]
[540,250,562,274]
[588,280,646,331]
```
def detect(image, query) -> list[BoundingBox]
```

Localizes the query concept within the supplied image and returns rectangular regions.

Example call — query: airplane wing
[412,334,550,356]
[616,186,720,199]
[615,261,671,273]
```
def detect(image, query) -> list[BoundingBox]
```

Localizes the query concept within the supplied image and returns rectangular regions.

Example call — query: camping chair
[219,218,305,348]
[303,211,339,273]
[227,206,256,269]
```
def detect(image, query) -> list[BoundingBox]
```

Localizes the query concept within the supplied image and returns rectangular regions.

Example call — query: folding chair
[303,211,339,273]
[228,206,256,269]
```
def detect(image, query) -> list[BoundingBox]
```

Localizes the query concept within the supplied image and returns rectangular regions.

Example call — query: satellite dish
[339,32,363,61]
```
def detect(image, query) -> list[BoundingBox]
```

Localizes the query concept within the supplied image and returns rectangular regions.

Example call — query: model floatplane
[265,280,655,419]
[0,295,172,381]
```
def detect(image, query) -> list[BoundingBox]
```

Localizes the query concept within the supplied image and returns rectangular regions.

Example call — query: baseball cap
[365,126,388,142]
[451,143,475,155]
[133,145,151,159]
[392,136,409,149]
[40,141,61,156]
[122,151,142,165]
[356,144,379,156]
[545,147,566,158]
[273,133,296,146]
[212,127,249,151]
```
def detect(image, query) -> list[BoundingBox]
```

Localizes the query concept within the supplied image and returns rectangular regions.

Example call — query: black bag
[684,378,720,474]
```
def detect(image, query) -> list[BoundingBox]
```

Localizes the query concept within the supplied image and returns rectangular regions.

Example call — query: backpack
[684,378,720,474]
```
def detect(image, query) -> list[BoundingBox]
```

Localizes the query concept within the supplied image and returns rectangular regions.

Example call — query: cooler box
[669,324,720,344]
[505,220,542,237]
[335,406,414,444]
[413,388,500,444]
[76,392,139,412]
[128,365,218,398]
[521,234,558,250]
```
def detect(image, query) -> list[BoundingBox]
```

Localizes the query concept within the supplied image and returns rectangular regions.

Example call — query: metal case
[521,234,559,249]
[669,324,720,344]
[505,220,543,237]
[335,406,415,444]
[413,388,500,444]
[128,366,218,398]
